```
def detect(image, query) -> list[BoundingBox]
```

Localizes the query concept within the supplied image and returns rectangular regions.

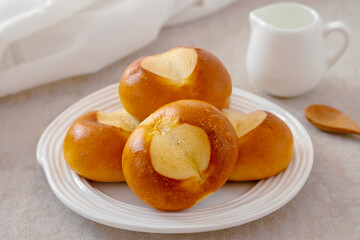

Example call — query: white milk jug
[246,2,350,97]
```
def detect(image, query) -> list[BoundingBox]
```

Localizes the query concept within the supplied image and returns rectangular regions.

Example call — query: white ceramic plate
[36,84,313,233]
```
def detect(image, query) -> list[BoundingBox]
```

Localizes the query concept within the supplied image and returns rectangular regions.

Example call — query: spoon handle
[344,121,360,135]
[350,127,360,135]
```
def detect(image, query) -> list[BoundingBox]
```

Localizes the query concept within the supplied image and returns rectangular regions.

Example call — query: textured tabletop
[1,0,359,239]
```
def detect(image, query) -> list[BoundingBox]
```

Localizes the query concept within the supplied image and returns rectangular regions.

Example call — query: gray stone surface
[1,0,359,239]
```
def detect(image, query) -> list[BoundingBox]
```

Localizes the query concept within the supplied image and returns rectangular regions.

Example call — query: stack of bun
[63,46,294,211]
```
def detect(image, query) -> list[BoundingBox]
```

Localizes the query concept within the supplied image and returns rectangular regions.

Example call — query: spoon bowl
[305,104,360,135]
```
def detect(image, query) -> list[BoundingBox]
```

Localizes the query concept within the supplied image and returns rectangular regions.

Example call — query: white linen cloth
[0,0,236,97]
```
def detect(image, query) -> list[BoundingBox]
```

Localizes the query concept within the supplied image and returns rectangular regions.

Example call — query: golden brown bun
[122,100,238,211]
[223,110,294,181]
[63,111,137,182]
[119,46,232,120]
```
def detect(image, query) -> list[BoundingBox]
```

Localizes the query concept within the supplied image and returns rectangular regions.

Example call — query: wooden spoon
[305,104,360,135]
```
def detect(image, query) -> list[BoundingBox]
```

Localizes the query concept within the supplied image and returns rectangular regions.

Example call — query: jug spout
[249,8,263,30]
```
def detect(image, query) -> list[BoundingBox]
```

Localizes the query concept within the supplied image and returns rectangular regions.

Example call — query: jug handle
[324,21,350,69]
